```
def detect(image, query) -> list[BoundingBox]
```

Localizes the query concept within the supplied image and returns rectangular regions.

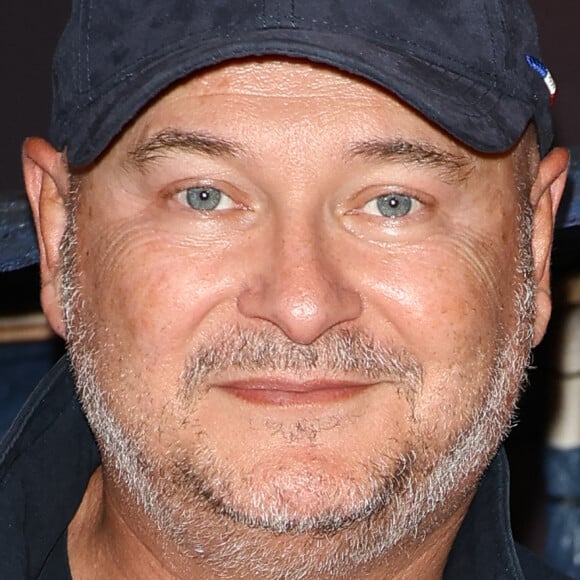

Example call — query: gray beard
[59,202,536,580]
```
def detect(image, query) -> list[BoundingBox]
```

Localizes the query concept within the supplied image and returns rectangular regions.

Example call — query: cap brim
[56,29,547,166]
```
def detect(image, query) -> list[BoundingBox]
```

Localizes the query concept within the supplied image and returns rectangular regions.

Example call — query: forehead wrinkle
[124,128,249,172]
[347,138,476,184]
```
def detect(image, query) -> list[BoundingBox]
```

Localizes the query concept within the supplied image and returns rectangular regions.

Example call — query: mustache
[178,327,423,403]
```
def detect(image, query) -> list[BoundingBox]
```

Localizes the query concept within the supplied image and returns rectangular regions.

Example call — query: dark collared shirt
[0,357,570,579]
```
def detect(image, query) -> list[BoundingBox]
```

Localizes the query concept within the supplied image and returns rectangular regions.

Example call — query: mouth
[214,378,375,406]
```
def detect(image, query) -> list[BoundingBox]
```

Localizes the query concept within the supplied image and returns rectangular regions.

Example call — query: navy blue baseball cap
[1,0,571,272]
[52,0,556,166]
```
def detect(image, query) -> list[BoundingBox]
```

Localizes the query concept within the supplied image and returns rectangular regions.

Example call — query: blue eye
[182,186,235,211]
[364,193,417,218]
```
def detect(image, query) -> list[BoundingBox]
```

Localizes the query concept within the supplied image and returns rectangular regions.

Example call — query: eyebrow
[126,129,247,169]
[126,129,475,183]
[348,138,476,183]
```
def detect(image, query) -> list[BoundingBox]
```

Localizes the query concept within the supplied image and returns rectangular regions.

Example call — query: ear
[529,146,569,346]
[22,137,70,338]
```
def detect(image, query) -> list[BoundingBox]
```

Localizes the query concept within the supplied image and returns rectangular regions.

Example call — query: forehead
[183,58,364,97]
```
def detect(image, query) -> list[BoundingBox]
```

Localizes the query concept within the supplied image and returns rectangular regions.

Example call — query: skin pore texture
[23,59,568,580]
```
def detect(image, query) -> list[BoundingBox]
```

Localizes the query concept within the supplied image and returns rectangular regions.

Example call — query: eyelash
[165,180,424,223]
[361,192,422,219]
[163,181,242,214]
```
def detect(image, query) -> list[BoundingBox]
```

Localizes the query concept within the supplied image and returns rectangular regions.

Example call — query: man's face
[59,59,537,576]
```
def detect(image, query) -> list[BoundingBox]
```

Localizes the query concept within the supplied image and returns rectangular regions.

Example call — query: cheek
[74,217,244,369]
[362,232,521,401]
[360,240,524,455]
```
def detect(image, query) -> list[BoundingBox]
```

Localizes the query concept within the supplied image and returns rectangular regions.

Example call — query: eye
[363,193,419,218]
[180,186,236,211]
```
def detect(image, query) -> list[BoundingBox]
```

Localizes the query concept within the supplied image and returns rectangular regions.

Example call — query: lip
[215,378,373,406]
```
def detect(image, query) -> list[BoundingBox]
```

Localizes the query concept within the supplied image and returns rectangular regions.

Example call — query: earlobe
[530,146,569,346]
[22,137,70,338]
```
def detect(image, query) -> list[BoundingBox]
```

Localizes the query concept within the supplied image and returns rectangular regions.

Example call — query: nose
[237,222,363,344]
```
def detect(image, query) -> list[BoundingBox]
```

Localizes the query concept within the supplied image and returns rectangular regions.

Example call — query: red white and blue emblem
[526,55,557,106]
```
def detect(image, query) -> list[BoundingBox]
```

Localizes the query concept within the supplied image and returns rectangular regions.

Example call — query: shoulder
[0,357,99,578]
